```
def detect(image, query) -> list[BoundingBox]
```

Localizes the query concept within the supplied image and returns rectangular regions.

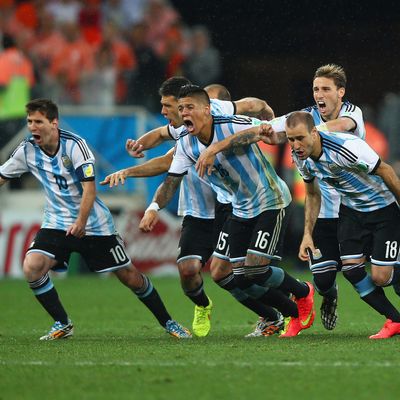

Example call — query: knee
[210,258,231,281]
[22,254,49,279]
[178,260,201,281]
[371,267,393,287]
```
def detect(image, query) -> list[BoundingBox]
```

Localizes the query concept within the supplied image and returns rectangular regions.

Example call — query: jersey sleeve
[0,142,30,179]
[340,105,366,140]
[168,140,195,176]
[339,137,380,174]
[167,124,186,140]
[70,137,96,181]
[268,115,287,132]
[210,99,235,116]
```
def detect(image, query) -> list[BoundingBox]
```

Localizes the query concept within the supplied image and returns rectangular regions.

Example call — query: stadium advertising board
[0,209,181,278]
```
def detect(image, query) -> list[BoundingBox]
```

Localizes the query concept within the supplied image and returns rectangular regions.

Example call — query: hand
[139,210,159,232]
[126,139,144,158]
[196,147,216,178]
[100,170,127,187]
[66,221,86,238]
[258,123,277,144]
[298,234,316,261]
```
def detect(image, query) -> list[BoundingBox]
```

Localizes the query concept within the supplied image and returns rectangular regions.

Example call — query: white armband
[145,202,160,213]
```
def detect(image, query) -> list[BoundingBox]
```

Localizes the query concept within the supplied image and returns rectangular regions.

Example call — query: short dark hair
[286,111,315,132]
[26,99,59,121]
[158,76,191,98]
[313,64,347,89]
[204,84,231,101]
[178,84,210,105]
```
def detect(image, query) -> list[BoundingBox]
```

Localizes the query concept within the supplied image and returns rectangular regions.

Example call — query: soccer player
[286,111,400,339]
[268,64,366,331]
[0,98,191,340]
[140,85,316,337]
[102,78,283,337]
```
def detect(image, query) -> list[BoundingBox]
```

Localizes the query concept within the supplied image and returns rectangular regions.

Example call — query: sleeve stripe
[323,138,358,163]
[60,131,91,160]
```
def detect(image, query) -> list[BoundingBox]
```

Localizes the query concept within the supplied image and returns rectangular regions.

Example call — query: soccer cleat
[39,320,74,341]
[369,319,400,339]
[296,281,315,329]
[165,320,192,339]
[280,283,316,337]
[279,316,303,337]
[245,313,285,338]
[320,296,338,330]
[192,298,213,337]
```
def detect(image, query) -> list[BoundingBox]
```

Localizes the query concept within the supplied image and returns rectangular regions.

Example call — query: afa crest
[61,155,72,169]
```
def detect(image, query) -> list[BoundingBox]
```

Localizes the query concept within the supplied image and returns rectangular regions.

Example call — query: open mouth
[32,134,41,141]
[183,119,194,133]
[317,101,327,113]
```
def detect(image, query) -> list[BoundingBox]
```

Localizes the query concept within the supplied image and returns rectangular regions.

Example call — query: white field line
[0,360,399,368]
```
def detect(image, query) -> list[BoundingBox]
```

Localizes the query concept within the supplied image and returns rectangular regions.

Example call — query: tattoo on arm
[225,131,258,152]
[154,175,182,208]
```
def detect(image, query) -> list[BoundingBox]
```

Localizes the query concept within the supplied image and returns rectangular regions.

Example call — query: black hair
[26,98,59,121]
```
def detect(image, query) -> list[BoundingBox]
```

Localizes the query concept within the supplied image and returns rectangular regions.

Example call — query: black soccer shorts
[27,228,131,273]
[338,202,400,265]
[177,216,214,265]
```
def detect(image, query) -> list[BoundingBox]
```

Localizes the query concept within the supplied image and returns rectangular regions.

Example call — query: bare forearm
[136,126,170,150]
[153,175,182,209]
[78,183,96,225]
[126,153,173,177]
[319,117,355,133]
[304,183,321,237]
[210,127,260,155]
[377,162,400,204]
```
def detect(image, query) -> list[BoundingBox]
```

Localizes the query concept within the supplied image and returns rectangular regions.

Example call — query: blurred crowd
[0,0,222,117]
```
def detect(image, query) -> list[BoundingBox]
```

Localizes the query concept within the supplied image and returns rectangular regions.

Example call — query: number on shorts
[255,230,270,250]
[110,245,128,263]
[217,232,228,251]
[385,240,398,259]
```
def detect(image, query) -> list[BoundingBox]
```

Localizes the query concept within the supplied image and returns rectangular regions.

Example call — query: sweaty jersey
[0,129,115,235]
[168,98,234,219]
[169,115,292,219]
[303,102,365,217]
[271,101,365,218]
[293,131,395,212]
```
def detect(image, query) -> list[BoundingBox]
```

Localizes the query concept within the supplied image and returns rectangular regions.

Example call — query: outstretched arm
[196,123,285,177]
[299,179,321,261]
[139,174,183,232]
[316,117,356,133]
[235,97,275,120]
[100,149,174,187]
[126,125,171,158]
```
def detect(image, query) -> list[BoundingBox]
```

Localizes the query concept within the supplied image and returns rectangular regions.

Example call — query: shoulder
[10,138,32,157]
[302,105,317,113]
[341,101,358,114]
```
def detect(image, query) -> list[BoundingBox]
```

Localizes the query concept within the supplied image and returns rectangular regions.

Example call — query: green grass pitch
[1,271,400,400]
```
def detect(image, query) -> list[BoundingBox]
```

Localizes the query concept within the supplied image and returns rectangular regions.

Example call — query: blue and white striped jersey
[168,99,234,218]
[302,102,366,218]
[0,129,115,235]
[169,115,292,219]
[293,131,395,212]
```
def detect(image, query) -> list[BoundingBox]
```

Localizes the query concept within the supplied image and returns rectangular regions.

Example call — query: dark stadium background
[171,0,400,114]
